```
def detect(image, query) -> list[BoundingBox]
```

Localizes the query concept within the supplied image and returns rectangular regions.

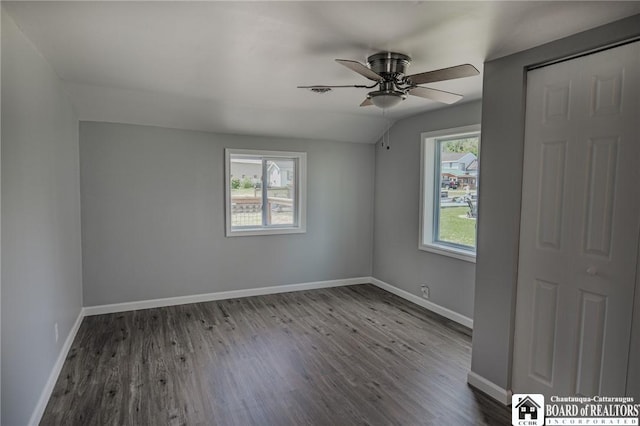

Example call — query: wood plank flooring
[41,284,510,425]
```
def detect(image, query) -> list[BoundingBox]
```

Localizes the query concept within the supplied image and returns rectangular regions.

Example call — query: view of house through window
[435,135,480,249]
[226,149,306,236]
[419,126,481,261]
[230,157,296,226]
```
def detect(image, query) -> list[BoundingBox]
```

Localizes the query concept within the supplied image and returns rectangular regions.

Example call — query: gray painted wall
[80,122,374,306]
[372,100,481,319]
[1,10,83,426]
[471,14,640,392]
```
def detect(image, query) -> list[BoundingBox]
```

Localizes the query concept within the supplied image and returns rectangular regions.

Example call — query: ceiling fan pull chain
[382,109,391,150]
[379,107,389,149]
[386,123,391,150]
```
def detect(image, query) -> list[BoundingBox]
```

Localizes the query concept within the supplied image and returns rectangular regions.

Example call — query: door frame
[469,16,640,405]
[512,39,640,396]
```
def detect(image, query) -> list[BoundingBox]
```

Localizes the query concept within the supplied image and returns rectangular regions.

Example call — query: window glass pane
[226,149,305,236]
[266,158,296,226]
[230,156,263,227]
[436,136,479,249]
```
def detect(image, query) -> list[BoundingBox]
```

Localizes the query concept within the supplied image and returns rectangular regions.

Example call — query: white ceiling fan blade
[405,64,479,85]
[335,59,382,81]
[408,86,463,104]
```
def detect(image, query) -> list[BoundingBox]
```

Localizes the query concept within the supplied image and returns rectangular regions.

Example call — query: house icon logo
[512,394,544,426]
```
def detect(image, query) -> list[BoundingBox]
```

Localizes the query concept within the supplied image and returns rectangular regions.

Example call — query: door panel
[513,41,640,397]
[537,141,567,249]
[575,290,607,396]
[583,137,618,257]
[530,279,559,385]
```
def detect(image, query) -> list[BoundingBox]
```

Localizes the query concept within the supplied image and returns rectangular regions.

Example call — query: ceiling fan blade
[335,59,382,81]
[408,86,463,104]
[297,84,369,89]
[360,98,373,107]
[405,64,479,85]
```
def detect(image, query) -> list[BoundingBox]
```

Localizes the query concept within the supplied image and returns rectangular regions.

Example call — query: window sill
[226,227,306,237]
[419,242,476,263]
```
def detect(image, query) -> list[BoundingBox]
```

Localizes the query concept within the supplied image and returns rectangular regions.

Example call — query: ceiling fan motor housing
[366,52,411,78]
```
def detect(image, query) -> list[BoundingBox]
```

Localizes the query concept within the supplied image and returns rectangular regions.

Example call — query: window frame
[419,125,480,263]
[225,148,307,237]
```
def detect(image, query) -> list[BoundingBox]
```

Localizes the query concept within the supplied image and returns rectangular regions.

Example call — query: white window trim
[225,148,307,237]
[419,124,480,263]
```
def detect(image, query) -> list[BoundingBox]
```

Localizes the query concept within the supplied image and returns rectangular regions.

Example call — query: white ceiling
[4,1,640,143]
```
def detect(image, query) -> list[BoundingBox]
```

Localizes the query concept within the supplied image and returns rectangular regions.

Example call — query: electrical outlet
[54,323,59,343]
[420,285,430,299]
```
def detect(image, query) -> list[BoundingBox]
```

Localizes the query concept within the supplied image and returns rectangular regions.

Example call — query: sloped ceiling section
[4,1,640,143]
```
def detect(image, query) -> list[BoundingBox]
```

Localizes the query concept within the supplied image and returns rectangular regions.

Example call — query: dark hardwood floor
[41,284,510,425]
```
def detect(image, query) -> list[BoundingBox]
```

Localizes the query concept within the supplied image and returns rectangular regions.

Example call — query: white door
[513,41,640,397]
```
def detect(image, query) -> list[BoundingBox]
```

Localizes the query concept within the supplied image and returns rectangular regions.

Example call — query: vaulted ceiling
[4,1,640,143]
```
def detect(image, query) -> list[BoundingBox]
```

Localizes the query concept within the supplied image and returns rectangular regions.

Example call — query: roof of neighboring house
[441,153,467,162]
[268,162,294,172]
[466,159,478,171]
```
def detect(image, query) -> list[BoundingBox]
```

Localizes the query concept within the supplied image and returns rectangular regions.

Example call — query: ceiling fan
[298,52,479,109]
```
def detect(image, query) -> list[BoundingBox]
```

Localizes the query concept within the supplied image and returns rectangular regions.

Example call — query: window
[419,125,480,262]
[225,149,306,236]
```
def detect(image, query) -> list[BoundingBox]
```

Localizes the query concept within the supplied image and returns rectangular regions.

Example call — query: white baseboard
[369,277,473,329]
[84,277,370,316]
[29,308,85,426]
[467,371,513,405]
[31,275,478,425]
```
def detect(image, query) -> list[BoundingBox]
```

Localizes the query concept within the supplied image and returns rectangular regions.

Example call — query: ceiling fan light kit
[298,51,479,109]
